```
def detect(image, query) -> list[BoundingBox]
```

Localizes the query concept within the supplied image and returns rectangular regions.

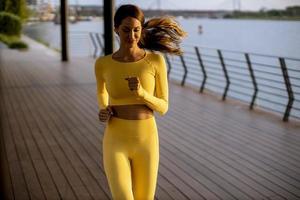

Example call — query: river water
[24,18,300,58]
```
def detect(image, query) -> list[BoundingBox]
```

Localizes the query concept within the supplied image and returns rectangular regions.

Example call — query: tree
[0,0,8,11]
[1,0,28,20]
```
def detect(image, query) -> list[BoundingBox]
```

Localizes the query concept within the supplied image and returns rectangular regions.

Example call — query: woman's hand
[125,77,144,97]
[98,106,113,122]
[125,77,140,90]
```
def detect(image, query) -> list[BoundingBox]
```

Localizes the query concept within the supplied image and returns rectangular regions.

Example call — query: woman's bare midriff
[111,104,153,120]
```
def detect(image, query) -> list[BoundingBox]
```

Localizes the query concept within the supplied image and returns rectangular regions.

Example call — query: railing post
[195,47,207,93]
[89,33,98,58]
[245,53,258,110]
[164,55,172,78]
[217,50,230,100]
[279,57,294,122]
[95,33,104,56]
[61,0,69,61]
[103,0,114,55]
[179,55,188,86]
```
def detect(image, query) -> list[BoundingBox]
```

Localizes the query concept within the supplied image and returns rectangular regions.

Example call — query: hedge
[0,11,22,36]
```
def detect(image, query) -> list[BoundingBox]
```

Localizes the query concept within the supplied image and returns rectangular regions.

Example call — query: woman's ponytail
[139,16,187,55]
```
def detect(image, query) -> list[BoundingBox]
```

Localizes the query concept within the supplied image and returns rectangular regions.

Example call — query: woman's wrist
[136,85,145,98]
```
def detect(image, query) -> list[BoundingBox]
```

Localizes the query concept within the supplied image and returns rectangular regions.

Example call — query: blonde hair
[140,16,187,55]
[114,5,187,55]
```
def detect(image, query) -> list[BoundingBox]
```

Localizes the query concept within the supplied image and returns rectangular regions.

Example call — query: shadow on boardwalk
[1,36,300,200]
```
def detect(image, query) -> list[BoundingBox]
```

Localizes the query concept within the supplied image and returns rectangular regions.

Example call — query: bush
[0,33,28,50]
[2,0,28,20]
[8,40,28,49]
[0,33,17,43]
[0,12,22,36]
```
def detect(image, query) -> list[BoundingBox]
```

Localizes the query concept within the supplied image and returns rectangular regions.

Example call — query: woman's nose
[129,31,134,39]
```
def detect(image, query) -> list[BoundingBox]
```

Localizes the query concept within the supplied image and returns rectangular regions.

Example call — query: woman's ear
[114,28,119,35]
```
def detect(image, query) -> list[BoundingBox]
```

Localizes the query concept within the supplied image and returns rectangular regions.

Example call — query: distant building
[27,0,50,6]
[73,5,103,16]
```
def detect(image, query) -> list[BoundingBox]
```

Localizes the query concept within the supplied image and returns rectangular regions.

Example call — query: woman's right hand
[98,106,113,122]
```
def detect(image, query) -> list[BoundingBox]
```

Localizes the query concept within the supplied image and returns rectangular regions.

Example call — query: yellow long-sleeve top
[95,51,168,115]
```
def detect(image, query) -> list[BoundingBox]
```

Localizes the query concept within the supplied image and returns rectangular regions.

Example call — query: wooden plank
[173,86,300,151]
[170,104,300,183]
[9,64,81,199]
[173,101,300,169]
[27,86,110,198]
[0,88,14,200]
[1,95,30,199]
[4,93,44,200]
[160,112,300,199]
[0,121,14,200]
[170,101,300,193]
[22,88,93,200]
[159,97,300,199]
[18,57,101,199]
[160,153,221,200]
[13,87,62,200]
[36,86,110,199]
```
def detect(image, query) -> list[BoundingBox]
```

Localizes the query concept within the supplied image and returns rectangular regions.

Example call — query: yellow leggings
[103,116,159,200]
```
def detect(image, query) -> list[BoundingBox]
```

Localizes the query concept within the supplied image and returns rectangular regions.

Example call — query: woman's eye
[122,28,140,33]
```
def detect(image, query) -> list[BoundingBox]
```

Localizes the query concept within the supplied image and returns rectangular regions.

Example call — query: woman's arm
[94,59,109,109]
[137,54,169,115]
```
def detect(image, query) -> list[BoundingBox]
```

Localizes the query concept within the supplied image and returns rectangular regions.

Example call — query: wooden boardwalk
[1,37,300,200]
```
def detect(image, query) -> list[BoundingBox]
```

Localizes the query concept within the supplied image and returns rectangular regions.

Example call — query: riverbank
[224,6,300,21]
[226,16,300,21]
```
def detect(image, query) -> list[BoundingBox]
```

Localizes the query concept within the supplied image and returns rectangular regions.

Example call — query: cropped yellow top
[94,51,169,115]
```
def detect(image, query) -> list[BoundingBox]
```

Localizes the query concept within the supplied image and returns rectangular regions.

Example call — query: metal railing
[88,32,300,122]
[166,45,300,122]
[89,32,104,57]
[88,32,119,58]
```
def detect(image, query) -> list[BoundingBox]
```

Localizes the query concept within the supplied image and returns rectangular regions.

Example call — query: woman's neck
[113,45,145,62]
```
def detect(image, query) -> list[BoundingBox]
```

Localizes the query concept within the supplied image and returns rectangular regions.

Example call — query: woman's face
[115,17,142,48]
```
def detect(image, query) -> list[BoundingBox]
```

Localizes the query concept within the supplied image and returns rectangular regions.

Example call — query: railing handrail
[169,45,300,122]
[184,43,300,61]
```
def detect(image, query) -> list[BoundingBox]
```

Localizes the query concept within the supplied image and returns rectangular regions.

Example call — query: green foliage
[285,6,300,16]
[0,12,22,35]
[8,40,28,49]
[0,33,28,50]
[0,0,29,51]
[0,33,18,43]
[268,10,282,17]
[0,0,28,20]
[0,0,5,11]
[224,6,300,20]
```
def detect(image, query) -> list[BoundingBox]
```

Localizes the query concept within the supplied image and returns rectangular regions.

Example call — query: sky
[48,0,300,11]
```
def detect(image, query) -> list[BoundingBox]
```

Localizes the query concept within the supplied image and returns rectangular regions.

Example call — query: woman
[95,4,186,200]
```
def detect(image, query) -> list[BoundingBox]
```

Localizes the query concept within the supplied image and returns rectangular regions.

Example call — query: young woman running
[95,4,186,200]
